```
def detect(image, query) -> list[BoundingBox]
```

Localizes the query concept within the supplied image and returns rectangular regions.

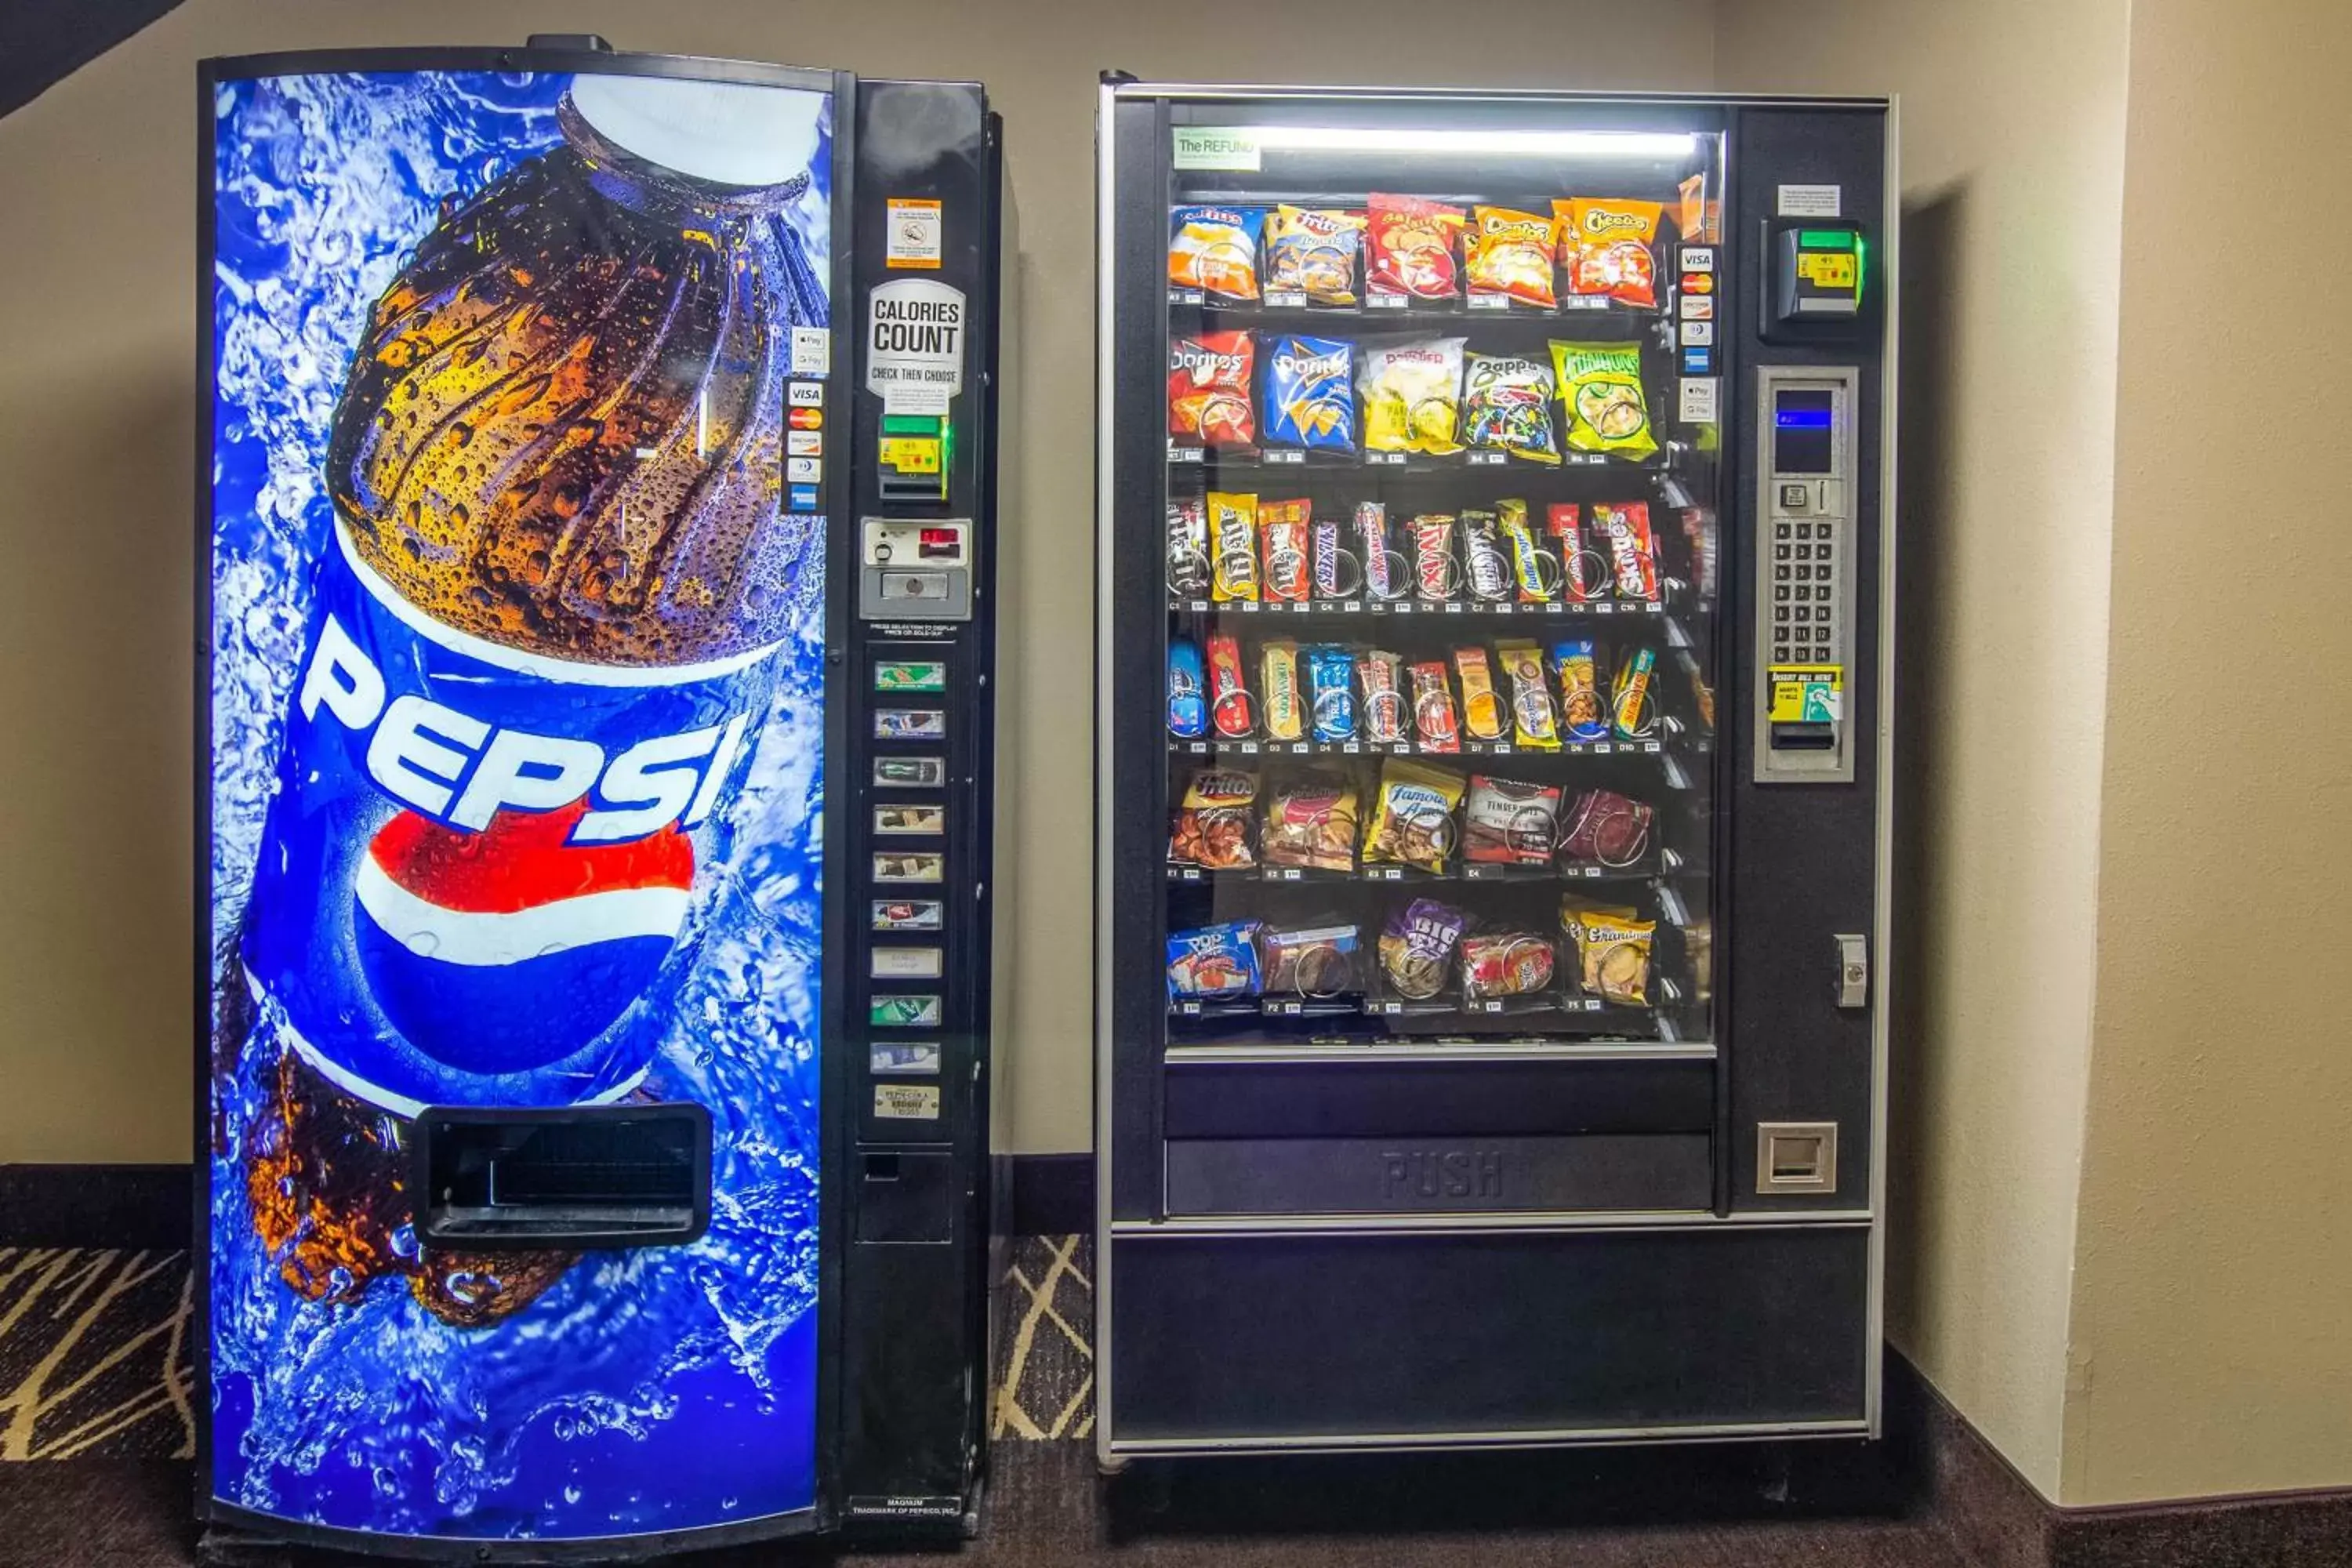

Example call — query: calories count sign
[866,278,966,415]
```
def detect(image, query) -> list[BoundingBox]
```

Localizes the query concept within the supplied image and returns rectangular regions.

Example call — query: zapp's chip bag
[1264,335,1356,454]
[1465,205,1559,307]
[1551,341,1657,460]
[1367,194,1466,302]
[1555,198,1662,308]
[1169,205,1264,301]
[1266,206,1366,306]
[1359,336,1465,456]
[1170,330,1255,450]
[1462,353,1561,464]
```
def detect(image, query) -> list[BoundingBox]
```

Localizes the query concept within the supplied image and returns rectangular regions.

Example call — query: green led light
[1798,229,1855,250]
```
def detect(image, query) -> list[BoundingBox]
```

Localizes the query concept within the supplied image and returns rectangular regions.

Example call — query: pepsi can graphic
[241,521,790,1115]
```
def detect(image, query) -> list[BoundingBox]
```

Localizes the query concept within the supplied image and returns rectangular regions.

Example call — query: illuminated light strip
[1237,125,1698,158]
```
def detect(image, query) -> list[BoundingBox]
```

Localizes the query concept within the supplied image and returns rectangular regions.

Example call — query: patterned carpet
[0,1236,1094,1465]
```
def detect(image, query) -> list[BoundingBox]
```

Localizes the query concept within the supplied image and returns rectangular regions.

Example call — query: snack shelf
[1170,286,1670,328]
[1168,445,1661,474]
[1168,595,1675,619]
[1169,990,1676,1033]
[1167,735,1668,759]
[1161,1040,1717,1064]
[1166,851,1693,885]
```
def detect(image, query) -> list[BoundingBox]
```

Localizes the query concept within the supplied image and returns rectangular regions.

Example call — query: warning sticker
[887,198,943,269]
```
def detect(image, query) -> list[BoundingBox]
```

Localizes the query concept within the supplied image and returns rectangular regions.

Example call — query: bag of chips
[1171,331,1255,449]
[1168,920,1265,1000]
[1261,768,1359,872]
[1264,335,1356,454]
[1169,768,1258,869]
[1561,902,1653,1005]
[1169,205,1264,301]
[1378,898,1468,1000]
[1364,758,1467,873]
[1266,205,1366,306]
[1264,924,1362,997]
[1463,775,1563,866]
[1462,354,1561,465]
[1552,341,1657,460]
[1464,205,1559,307]
[1554,198,1661,308]
[1560,788,1654,868]
[1360,336,1465,456]
[1207,492,1258,602]
[1168,637,1207,739]
[1259,498,1312,602]
[1367,194,1467,301]
[1462,931,1556,1002]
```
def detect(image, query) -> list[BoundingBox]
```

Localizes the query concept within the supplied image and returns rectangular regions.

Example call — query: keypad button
[1773,607,1790,624]
[1795,607,1811,622]
[1774,523,1792,540]
[1775,586,1789,601]
[1775,545,1791,561]
[1795,545,1812,561]
[1795,524,1813,540]
[1774,565,1791,581]
[1773,644,1792,662]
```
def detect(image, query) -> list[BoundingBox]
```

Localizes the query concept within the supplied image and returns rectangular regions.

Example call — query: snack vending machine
[199,40,1000,1556]
[1096,82,1893,1456]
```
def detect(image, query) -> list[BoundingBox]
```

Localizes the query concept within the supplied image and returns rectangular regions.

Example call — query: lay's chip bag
[1170,205,1265,301]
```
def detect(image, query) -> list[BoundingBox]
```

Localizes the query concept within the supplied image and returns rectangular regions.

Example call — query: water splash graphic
[209,70,829,1541]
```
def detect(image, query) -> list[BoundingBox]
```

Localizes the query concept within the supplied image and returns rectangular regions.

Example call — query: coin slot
[1756,1122,1838,1194]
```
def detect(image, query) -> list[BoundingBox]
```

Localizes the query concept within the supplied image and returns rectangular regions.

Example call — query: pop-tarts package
[1167,920,1265,1000]
[1264,334,1357,454]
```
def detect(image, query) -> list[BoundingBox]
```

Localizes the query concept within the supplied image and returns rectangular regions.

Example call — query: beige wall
[1715,0,2130,1500]
[0,0,1718,1163]
[2063,0,2352,1507]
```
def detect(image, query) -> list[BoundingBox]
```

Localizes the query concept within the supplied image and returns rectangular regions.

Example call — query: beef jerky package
[1462,775,1563,867]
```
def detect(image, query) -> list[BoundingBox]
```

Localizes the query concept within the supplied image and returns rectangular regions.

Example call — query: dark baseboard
[0,1163,194,1250]
[1892,1348,2352,1568]
[0,1155,1095,1250]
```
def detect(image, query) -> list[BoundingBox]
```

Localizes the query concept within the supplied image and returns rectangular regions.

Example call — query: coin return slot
[415,1105,710,1249]
[1756,1122,1838,1194]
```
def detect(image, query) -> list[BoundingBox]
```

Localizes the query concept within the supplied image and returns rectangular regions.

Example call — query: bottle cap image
[568,71,822,188]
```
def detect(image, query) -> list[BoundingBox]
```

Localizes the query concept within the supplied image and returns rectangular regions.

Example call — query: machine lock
[1834,933,1867,1008]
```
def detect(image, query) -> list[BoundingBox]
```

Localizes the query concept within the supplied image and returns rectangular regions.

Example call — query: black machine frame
[1094,78,1896,1461]
[194,42,1000,1562]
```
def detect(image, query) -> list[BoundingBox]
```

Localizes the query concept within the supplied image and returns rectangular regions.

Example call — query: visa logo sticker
[787,382,825,408]
[789,484,821,510]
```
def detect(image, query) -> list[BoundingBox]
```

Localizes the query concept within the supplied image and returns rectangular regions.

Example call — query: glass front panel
[1160,101,1723,1055]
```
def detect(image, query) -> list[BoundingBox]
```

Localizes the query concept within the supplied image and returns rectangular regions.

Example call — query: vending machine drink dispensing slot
[198,42,1000,1559]
[1095,82,1893,1459]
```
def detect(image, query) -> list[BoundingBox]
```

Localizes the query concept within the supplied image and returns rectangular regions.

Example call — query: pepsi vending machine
[198,40,1000,1557]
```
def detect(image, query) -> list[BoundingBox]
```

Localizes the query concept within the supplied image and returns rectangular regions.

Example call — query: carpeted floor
[0,1236,1976,1566]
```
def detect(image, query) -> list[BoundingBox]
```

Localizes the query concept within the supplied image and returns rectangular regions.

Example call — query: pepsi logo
[354,801,695,1075]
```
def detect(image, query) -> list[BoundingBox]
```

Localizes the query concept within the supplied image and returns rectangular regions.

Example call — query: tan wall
[0,0,1719,1163]
[1712,0,2130,1499]
[2063,0,2352,1507]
